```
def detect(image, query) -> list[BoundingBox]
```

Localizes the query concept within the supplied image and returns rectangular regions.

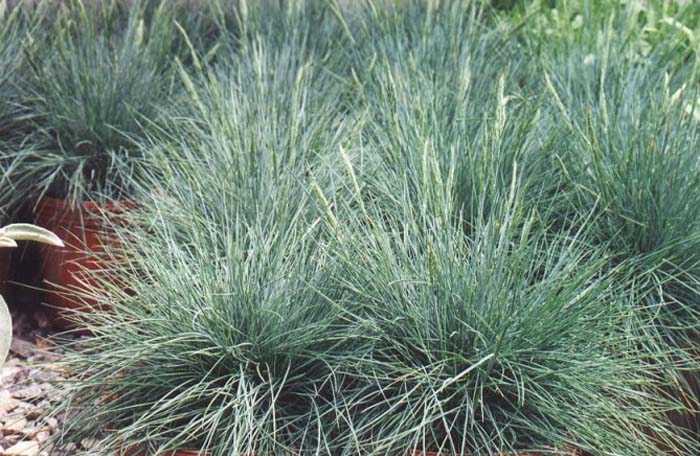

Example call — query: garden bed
[1,0,700,455]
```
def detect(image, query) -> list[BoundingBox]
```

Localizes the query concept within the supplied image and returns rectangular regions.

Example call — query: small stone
[11,385,45,401]
[9,339,35,359]
[1,433,19,444]
[23,407,42,421]
[33,431,49,444]
[43,418,57,431]
[0,391,19,414]
[14,402,34,413]
[3,417,28,434]
[3,440,40,456]
[0,367,23,386]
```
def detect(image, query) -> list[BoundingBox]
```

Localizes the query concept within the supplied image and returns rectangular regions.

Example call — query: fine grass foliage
[315,168,691,454]
[347,1,565,239]
[0,2,26,146]
[35,1,700,454]
[0,2,24,222]
[545,33,700,349]
[537,4,700,437]
[17,0,180,203]
[48,12,364,454]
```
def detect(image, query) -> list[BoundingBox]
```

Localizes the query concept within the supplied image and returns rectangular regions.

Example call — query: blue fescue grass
[0,2,37,220]
[536,6,700,428]
[40,1,700,454]
[0,2,25,145]
[46,5,365,453]
[10,0,182,203]
[315,165,691,454]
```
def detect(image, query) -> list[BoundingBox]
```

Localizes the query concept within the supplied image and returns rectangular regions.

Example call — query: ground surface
[0,289,93,456]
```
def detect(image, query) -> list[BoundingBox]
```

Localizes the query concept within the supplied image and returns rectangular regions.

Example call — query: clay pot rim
[35,196,138,229]
[36,196,137,213]
[409,448,579,456]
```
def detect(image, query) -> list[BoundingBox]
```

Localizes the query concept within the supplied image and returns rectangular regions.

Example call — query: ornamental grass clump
[347,0,564,236]
[535,9,700,436]
[0,1,40,218]
[41,1,700,455]
[48,10,364,453]
[543,34,700,353]
[301,13,691,445]
[15,0,180,203]
[316,168,691,454]
[0,3,22,221]
[0,2,26,147]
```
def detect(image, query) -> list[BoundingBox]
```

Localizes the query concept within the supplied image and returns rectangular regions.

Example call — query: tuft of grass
[0,3,21,220]
[344,0,567,240]
[40,1,700,454]
[47,8,365,453]
[0,2,34,220]
[14,0,181,203]
[0,2,26,146]
[534,4,700,437]
[543,24,700,357]
[317,170,691,454]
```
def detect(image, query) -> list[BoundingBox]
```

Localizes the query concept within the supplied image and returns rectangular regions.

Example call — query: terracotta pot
[411,453,553,456]
[409,448,578,456]
[34,197,135,329]
[663,367,700,455]
[119,450,210,456]
[117,447,274,456]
